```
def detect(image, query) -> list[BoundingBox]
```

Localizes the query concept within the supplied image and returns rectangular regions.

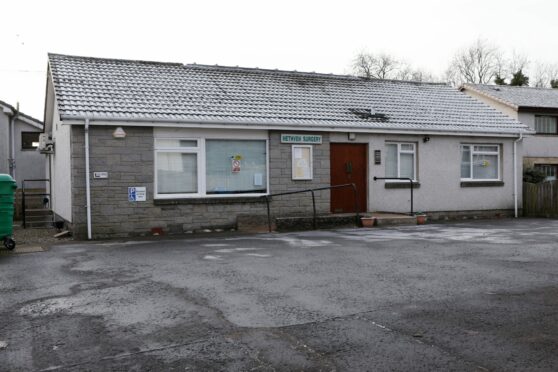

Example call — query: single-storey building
[44,54,530,239]
[0,99,45,187]
[461,84,558,180]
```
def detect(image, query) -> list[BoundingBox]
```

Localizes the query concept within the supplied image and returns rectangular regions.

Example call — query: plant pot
[361,217,376,227]
[416,215,427,225]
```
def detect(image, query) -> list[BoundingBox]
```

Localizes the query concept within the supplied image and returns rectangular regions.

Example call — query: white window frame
[534,115,558,135]
[291,145,313,180]
[385,142,417,182]
[154,137,269,199]
[460,144,501,181]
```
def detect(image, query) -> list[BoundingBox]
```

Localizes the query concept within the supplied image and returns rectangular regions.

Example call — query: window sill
[460,181,504,187]
[385,182,420,189]
[154,196,266,205]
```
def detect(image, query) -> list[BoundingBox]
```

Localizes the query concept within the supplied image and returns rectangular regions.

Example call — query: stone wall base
[426,209,516,222]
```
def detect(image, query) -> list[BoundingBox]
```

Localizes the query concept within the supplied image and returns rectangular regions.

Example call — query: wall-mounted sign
[232,159,241,173]
[128,187,146,202]
[292,145,313,180]
[374,150,381,165]
[93,171,108,179]
[281,134,322,144]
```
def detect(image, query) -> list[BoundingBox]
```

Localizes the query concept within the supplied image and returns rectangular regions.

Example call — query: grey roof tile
[48,53,528,134]
[464,84,558,109]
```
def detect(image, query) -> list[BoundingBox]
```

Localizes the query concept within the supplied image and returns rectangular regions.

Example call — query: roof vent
[349,108,387,120]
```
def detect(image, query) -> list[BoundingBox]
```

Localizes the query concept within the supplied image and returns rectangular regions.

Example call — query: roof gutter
[59,116,532,138]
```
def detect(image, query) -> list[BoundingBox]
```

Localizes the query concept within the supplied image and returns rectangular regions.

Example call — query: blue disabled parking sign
[128,187,146,202]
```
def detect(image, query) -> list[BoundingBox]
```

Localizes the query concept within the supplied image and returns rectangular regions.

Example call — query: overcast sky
[1,0,557,119]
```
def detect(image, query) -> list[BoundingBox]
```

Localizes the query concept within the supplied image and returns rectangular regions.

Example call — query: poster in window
[292,145,312,180]
[231,159,241,173]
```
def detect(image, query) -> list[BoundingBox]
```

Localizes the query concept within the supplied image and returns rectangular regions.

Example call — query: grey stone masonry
[70,126,330,239]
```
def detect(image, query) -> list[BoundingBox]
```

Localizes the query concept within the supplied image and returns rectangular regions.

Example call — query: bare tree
[395,66,437,82]
[446,39,502,86]
[531,62,558,88]
[352,52,437,82]
[352,52,400,79]
[508,52,529,75]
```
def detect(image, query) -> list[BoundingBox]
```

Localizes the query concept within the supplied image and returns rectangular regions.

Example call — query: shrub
[523,167,547,183]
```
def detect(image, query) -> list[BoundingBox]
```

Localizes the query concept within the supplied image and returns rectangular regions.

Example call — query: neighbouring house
[44,53,530,239]
[0,100,45,187]
[461,84,558,180]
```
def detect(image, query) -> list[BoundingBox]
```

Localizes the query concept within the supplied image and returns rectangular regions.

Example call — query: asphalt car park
[1,218,558,371]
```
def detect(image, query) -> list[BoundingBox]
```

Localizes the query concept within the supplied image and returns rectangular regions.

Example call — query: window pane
[22,132,40,149]
[461,146,471,178]
[473,145,498,153]
[400,153,414,179]
[206,140,267,194]
[157,152,198,194]
[400,143,414,152]
[535,116,557,134]
[156,139,198,148]
[472,154,498,179]
[385,144,398,178]
[535,164,558,181]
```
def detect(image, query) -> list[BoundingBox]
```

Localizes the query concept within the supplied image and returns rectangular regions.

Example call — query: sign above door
[280,134,322,144]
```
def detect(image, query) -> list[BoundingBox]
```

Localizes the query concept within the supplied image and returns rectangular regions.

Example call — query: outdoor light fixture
[348,132,356,141]
[423,136,430,143]
[113,127,126,139]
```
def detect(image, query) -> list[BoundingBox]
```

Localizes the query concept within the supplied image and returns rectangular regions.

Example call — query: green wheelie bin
[0,174,17,250]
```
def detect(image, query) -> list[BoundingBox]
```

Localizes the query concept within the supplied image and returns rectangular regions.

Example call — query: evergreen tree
[510,69,529,86]
[494,74,507,85]
[551,79,558,89]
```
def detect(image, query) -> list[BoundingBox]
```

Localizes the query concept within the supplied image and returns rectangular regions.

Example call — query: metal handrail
[372,177,415,215]
[22,179,51,228]
[262,183,360,232]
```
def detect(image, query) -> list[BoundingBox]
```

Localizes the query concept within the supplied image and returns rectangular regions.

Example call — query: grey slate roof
[0,99,43,127]
[48,53,528,134]
[463,84,558,110]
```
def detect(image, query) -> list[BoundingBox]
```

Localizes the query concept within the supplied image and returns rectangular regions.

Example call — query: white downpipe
[85,119,92,239]
[513,133,523,218]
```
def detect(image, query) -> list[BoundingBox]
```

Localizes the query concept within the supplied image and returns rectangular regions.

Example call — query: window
[154,138,268,198]
[460,144,500,180]
[205,140,267,194]
[21,132,40,150]
[535,116,558,134]
[385,142,416,180]
[535,164,558,181]
[292,145,313,180]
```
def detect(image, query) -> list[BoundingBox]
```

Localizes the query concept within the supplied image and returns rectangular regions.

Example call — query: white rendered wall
[330,133,520,213]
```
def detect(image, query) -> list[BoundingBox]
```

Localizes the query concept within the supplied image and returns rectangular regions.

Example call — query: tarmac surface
[1,218,558,371]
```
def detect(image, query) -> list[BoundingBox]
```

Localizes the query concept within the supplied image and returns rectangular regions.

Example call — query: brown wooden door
[330,143,367,213]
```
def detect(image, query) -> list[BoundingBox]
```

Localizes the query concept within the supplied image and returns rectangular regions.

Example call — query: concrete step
[364,213,419,227]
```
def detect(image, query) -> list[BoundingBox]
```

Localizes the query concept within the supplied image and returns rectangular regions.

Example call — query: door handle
[345,161,353,174]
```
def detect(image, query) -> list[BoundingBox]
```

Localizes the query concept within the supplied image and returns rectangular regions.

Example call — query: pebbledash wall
[69,126,330,239]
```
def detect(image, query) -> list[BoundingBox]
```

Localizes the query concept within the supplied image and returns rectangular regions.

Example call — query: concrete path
[1,219,557,371]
